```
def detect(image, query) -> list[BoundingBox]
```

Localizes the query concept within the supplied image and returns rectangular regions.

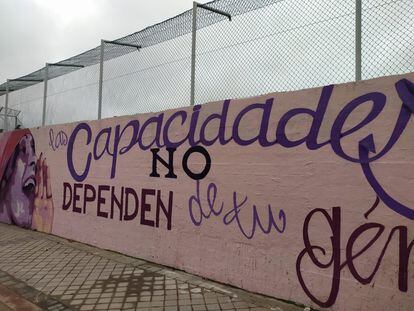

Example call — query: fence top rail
[0,0,280,95]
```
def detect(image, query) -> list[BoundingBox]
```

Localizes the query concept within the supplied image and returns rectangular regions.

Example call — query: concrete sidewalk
[0,223,304,311]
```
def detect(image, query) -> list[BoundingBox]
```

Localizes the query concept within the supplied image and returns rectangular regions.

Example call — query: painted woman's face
[6,134,36,227]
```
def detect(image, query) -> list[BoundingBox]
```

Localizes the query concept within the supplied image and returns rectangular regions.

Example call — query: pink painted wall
[1,72,414,310]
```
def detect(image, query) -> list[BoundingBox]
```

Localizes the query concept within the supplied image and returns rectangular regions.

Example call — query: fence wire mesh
[45,65,100,125]
[194,0,356,104]
[8,83,43,129]
[0,0,413,130]
[362,0,414,80]
[101,34,192,118]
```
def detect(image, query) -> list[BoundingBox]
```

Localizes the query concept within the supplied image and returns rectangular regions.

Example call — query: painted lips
[22,175,36,194]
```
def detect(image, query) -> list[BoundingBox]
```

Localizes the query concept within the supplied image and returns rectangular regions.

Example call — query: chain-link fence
[0,0,412,130]
[362,0,413,79]
[101,34,192,118]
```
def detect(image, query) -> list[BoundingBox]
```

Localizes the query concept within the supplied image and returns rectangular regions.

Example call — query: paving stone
[109,302,123,308]
[69,300,83,305]
[164,300,178,306]
[192,298,206,305]
[98,297,112,304]
[152,300,165,306]
[179,299,192,306]
[233,301,250,308]
[126,296,138,302]
[221,302,235,309]
[137,301,151,308]
[112,297,124,303]
[95,303,109,310]
[123,302,136,309]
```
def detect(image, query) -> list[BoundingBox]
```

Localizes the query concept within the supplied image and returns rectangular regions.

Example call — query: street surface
[0,223,304,311]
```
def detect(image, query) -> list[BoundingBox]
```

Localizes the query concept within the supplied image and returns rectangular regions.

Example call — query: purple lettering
[67,123,92,182]
[97,185,109,218]
[141,188,155,227]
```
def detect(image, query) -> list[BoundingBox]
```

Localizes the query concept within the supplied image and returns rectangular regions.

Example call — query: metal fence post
[98,39,105,119]
[4,79,9,132]
[190,3,231,106]
[190,2,198,106]
[355,0,362,81]
[42,63,49,126]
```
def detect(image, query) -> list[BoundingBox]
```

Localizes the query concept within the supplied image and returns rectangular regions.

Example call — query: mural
[0,72,413,310]
[0,129,53,232]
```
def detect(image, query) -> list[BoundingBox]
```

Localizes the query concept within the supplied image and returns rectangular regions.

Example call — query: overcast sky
[0,0,208,84]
